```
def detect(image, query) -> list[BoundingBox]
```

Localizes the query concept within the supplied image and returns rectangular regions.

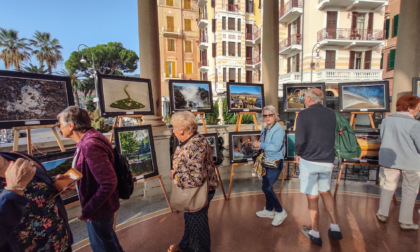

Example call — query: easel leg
[158,175,173,212]
[350,113,356,130]
[368,113,376,132]
[334,163,344,198]
[51,127,66,152]
[215,166,226,200]
[113,212,117,230]
[290,163,296,180]
[227,164,237,200]
[109,117,118,143]
[279,163,288,195]
[200,114,208,134]
[13,128,20,151]
[252,113,259,131]
[237,113,243,132]
[26,129,32,155]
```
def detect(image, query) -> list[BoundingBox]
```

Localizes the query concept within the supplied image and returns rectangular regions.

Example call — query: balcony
[162,27,182,38]
[224,4,239,12]
[196,0,206,8]
[245,56,261,68]
[278,72,302,84]
[216,82,226,94]
[197,14,208,29]
[245,27,262,44]
[198,36,208,49]
[317,28,385,48]
[279,34,302,55]
[318,0,387,10]
[198,60,209,71]
[313,69,383,82]
[279,0,303,23]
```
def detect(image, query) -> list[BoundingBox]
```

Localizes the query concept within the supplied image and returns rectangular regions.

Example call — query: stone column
[138,0,167,130]
[262,1,279,111]
[391,0,420,112]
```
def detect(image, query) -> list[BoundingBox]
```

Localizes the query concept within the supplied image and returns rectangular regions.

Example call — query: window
[223,68,227,82]
[215,68,218,82]
[222,17,226,30]
[246,71,252,83]
[185,41,192,53]
[229,68,235,82]
[238,19,241,31]
[388,49,396,70]
[246,0,254,13]
[384,18,390,39]
[185,62,193,74]
[165,61,176,77]
[185,0,191,9]
[228,42,235,56]
[202,72,208,81]
[287,54,299,73]
[211,0,215,8]
[168,39,175,51]
[325,50,335,69]
[222,41,226,56]
[212,19,216,32]
[392,14,399,37]
[185,19,192,31]
[167,16,174,32]
[238,43,241,57]
[364,50,372,69]
[212,43,216,58]
[228,18,235,30]
[166,0,173,6]
[238,68,241,82]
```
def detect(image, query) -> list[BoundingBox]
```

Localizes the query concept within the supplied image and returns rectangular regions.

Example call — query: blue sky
[0,0,140,74]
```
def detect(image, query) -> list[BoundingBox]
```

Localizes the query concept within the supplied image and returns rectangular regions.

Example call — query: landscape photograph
[227,84,264,112]
[283,83,325,111]
[340,82,388,112]
[229,131,260,163]
[170,81,212,111]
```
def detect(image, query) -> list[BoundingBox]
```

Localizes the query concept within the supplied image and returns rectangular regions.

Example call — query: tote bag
[170,179,209,213]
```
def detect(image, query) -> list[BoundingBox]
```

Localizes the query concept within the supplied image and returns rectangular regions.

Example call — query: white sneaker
[272,210,287,226]
[256,208,275,219]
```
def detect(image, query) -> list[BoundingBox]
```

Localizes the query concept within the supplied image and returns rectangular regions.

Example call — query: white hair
[262,105,279,120]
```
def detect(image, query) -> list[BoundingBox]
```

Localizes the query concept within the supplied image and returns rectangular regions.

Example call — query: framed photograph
[286,132,296,160]
[114,125,159,180]
[282,83,326,112]
[228,131,261,163]
[168,79,213,113]
[338,81,390,112]
[174,133,220,164]
[227,83,264,112]
[36,149,79,205]
[97,74,154,117]
[343,131,381,164]
[0,70,74,129]
[412,77,420,98]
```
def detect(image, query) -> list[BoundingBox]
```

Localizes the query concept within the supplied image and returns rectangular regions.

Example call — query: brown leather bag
[170,179,209,213]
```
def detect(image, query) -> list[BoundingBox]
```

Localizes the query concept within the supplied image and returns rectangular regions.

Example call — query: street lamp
[77,44,99,108]
[310,43,321,83]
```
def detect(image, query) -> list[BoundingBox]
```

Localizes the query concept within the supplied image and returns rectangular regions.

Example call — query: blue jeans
[86,215,123,252]
[262,163,283,213]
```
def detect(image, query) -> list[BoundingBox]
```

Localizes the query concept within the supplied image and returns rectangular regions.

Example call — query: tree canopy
[0,28,31,70]
[65,42,139,76]
[29,31,63,74]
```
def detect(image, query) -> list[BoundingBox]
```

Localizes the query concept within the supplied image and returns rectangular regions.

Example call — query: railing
[279,72,301,83]
[226,4,239,12]
[280,0,303,17]
[198,60,208,68]
[199,36,208,43]
[197,13,207,23]
[279,34,302,51]
[245,27,262,41]
[317,28,385,41]
[315,69,383,81]
[246,56,261,65]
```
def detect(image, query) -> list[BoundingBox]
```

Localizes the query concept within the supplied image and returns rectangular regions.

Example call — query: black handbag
[261,154,283,169]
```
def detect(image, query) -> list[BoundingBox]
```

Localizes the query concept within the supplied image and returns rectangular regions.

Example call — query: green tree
[120,131,138,156]
[29,31,63,74]
[59,69,82,107]
[22,63,47,74]
[0,28,31,70]
[65,42,139,76]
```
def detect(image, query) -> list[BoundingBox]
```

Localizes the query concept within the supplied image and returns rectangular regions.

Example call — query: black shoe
[328,229,343,240]
[302,226,322,246]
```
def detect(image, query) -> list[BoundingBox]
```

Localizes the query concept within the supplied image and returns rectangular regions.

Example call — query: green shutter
[385,19,390,39]
[380,53,383,69]
[392,15,399,37]
[388,49,396,70]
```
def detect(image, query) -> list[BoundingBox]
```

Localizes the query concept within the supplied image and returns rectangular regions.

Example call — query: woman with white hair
[253,105,287,226]
[168,111,218,252]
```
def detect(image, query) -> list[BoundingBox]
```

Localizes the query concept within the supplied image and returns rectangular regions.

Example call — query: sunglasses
[56,122,61,128]
[263,114,274,118]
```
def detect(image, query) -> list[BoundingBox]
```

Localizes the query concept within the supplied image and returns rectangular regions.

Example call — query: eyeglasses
[56,122,61,128]
[263,114,274,118]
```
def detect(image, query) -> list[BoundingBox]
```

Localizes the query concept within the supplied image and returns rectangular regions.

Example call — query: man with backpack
[295,88,343,246]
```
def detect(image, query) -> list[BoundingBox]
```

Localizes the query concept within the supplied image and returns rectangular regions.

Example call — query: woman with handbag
[168,111,218,252]
[253,105,287,226]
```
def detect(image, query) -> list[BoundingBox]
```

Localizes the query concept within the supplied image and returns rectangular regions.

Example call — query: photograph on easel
[226,83,264,112]
[338,81,390,112]
[228,131,260,163]
[97,74,154,117]
[174,133,220,164]
[168,79,213,113]
[282,83,326,112]
[343,131,381,164]
[0,70,74,129]
[412,77,420,98]
[114,125,158,180]
[286,132,296,160]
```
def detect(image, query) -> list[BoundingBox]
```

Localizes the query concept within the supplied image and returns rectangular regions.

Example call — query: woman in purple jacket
[57,106,123,252]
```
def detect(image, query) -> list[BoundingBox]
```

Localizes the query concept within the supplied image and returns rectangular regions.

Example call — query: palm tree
[60,69,82,107]
[22,63,48,74]
[0,28,31,70]
[29,31,63,74]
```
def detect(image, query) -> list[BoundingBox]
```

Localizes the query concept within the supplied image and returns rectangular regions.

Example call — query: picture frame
[36,149,79,205]
[282,83,326,112]
[168,79,213,113]
[0,70,74,129]
[412,77,420,98]
[174,133,220,164]
[343,131,381,164]
[228,131,261,163]
[226,82,264,112]
[114,125,159,180]
[97,74,154,117]
[338,81,390,112]
[286,131,296,160]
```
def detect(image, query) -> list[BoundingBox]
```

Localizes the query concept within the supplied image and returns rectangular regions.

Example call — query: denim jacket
[259,122,286,161]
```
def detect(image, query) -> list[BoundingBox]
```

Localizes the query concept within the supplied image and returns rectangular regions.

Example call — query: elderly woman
[57,106,123,251]
[168,111,218,252]
[0,152,73,252]
[253,105,287,226]
[376,94,420,230]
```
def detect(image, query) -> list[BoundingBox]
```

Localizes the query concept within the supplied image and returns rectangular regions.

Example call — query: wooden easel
[234,112,259,132]
[137,174,172,211]
[109,115,143,143]
[349,112,376,132]
[279,160,297,195]
[193,112,208,134]
[12,124,66,155]
[227,162,248,199]
[293,112,299,131]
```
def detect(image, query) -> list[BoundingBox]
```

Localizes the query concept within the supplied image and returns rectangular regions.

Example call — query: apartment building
[381,0,400,96]
[197,0,263,96]
[157,0,201,104]
[278,0,387,96]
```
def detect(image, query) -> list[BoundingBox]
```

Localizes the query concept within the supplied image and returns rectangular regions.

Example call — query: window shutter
[238,68,241,82]
[165,61,169,77]
[185,19,191,31]
[186,62,192,74]
[388,49,396,70]
[222,17,226,30]
[364,50,372,69]
[167,16,174,32]
[296,54,300,72]
[185,0,191,9]
[349,51,355,69]
[222,41,226,56]
[212,19,216,33]
[287,57,291,73]
[211,0,215,8]
[385,19,390,39]
[229,42,235,56]
[238,19,241,31]
[367,12,373,37]
[223,68,226,82]
[185,41,192,53]
[380,53,383,69]
[172,62,176,76]
[212,43,216,58]
[392,14,399,37]
[325,50,336,69]
[238,43,241,57]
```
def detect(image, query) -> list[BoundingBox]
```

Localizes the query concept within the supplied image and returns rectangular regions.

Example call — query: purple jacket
[75,128,119,220]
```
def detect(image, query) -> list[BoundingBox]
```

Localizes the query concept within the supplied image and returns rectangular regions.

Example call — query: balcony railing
[198,60,208,68]
[199,36,208,43]
[279,34,302,51]
[280,0,303,17]
[197,13,207,23]
[317,28,385,41]
[315,69,383,81]
[246,56,261,65]
[225,4,239,12]
[278,72,301,83]
[245,27,262,41]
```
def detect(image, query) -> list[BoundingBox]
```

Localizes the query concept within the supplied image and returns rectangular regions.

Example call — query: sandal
[167,244,182,252]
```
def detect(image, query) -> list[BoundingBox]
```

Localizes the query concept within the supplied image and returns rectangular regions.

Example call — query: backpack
[91,137,134,200]
[334,111,362,160]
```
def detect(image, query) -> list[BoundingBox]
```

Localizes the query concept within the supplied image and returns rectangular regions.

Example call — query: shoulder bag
[170,179,209,213]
